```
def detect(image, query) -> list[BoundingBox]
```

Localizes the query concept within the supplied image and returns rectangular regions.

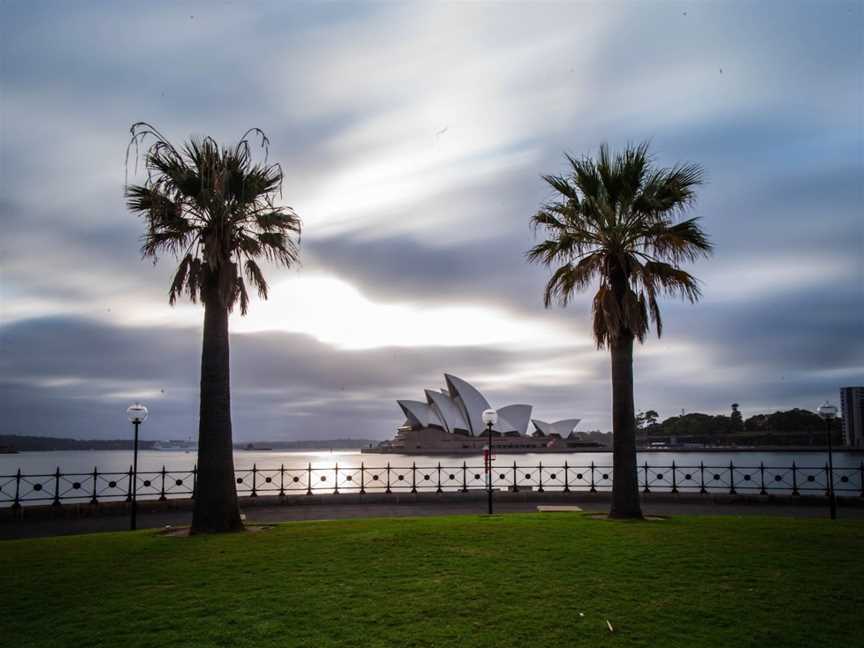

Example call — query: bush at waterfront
[2,514,862,647]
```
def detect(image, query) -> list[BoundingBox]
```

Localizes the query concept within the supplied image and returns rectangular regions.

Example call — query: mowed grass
[2,514,862,647]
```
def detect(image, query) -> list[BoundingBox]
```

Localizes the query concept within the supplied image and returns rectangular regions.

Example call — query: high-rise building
[840,386,864,448]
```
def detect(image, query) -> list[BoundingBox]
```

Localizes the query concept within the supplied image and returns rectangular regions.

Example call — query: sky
[1,1,862,442]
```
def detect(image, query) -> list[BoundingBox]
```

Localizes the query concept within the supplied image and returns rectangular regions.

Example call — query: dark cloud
[0,317,564,440]
[674,289,864,372]
[305,230,549,310]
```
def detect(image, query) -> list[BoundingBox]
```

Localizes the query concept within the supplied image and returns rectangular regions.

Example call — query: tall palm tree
[527,142,711,519]
[126,123,301,533]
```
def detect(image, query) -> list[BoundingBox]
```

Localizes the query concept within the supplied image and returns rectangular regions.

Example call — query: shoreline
[363,445,864,455]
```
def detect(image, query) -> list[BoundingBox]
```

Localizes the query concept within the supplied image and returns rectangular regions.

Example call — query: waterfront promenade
[3,491,862,539]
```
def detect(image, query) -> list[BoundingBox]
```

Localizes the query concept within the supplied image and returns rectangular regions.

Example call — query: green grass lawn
[2,514,862,647]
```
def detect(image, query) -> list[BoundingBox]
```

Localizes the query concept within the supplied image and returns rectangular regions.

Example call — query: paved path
[3,498,862,540]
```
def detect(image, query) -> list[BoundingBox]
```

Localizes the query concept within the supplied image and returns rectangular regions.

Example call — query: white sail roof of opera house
[530,418,582,436]
[497,404,532,435]
[424,389,470,434]
[443,373,493,435]
[397,374,578,437]
[397,400,440,429]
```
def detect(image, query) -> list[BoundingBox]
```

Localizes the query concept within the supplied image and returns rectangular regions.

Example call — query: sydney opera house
[366,374,598,454]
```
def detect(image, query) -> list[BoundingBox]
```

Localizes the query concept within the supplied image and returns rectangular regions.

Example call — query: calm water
[1,448,862,475]
[2,449,861,506]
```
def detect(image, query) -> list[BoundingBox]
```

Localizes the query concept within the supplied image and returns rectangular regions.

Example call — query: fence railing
[2,460,863,508]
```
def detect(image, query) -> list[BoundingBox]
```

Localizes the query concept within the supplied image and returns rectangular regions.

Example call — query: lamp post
[126,403,148,531]
[482,409,498,515]
[817,401,838,520]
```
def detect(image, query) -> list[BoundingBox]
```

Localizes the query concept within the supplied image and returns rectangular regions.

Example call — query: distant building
[840,386,864,448]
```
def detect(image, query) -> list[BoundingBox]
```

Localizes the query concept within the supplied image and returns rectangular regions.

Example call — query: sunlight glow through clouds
[2,270,587,354]
[230,274,585,351]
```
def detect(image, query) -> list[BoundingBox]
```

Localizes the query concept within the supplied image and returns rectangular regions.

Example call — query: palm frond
[529,209,566,234]
[233,276,250,315]
[253,209,301,234]
[168,254,193,306]
[244,259,268,299]
[542,174,580,204]
[646,218,713,263]
[640,261,702,302]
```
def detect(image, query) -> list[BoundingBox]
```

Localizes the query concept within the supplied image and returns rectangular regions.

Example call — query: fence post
[642,461,650,493]
[411,462,417,494]
[512,461,518,493]
[563,461,570,493]
[192,464,197,500]
[436,462,442,493]
[12,468,22,510]
[334,463,340,495]
[251,464,258,497]
[699,461,706,494]
[461,461,468,493]
[759,462,766,495]
[729,461,737,495]
[159,466,167,501]
[671,461,678,494]
[386,462,392,494]
[537,462,544,493]
[52,467,61,506]
[792,461,799,496]
[360,462,366,495]
[859,461,864,498]
[306,463,313,496]
[589,461,597,493]
[90,466,99,505]
[125,465,133,503]
[824,462,831,498]
[279,464,286,497]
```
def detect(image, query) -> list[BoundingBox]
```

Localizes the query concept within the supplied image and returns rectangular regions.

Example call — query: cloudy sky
[1,1,862,441]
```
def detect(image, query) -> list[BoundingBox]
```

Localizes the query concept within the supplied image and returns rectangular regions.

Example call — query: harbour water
[1,448,862,476]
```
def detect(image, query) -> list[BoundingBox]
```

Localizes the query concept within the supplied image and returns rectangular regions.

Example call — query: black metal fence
[2,460,863,508]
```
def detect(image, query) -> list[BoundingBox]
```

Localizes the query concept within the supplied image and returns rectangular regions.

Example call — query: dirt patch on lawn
[157,524,276,537]
[584,513,667,521]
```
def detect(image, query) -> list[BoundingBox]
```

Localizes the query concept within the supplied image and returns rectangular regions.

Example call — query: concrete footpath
[3,492,862,539]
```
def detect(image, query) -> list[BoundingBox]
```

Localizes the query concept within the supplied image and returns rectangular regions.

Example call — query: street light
[816,401,838,520]
[126,403,148,531]
[481,409,498,515]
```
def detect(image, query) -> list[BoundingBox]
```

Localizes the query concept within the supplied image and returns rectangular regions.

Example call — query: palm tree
[126,123,301,533]
[527,142,711,519]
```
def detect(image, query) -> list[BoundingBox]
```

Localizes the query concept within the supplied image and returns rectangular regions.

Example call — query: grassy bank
[2,514,862,647]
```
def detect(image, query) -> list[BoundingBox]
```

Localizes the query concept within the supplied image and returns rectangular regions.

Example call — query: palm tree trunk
[609,333,643,519]
[191,273,244,533]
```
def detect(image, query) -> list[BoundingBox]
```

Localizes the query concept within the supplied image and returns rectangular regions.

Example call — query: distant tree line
[0,435,382,452]
[0,435,158,452]
[569,430,614,446]
[635,407,841,445]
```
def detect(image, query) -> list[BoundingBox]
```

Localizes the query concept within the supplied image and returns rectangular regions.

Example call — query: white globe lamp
[482,409,498,427]
[126,402,148,531]
[126,403,149,424]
